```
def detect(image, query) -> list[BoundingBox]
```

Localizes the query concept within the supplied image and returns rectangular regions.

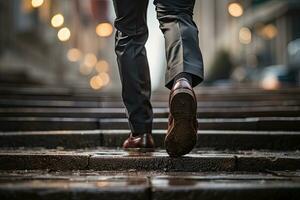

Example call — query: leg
[154,0,204,89]
[154,0,202,157]
[113,0,153,135]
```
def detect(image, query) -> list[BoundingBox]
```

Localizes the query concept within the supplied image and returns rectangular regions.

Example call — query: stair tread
[1,117,300,132]
[0,149,299,172]
[1,99,300,108]
[1,170,300,179]
[1,130,300,150]
[0,170,299,200]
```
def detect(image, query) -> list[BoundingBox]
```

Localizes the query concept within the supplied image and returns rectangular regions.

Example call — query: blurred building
[196,0,300,85]
[0,0,117,91]
[0,0,299,91]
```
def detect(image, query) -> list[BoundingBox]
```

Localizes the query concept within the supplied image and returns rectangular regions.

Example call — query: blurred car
[259,65,300,90]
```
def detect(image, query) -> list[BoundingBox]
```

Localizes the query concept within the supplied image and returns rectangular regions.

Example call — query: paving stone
[235,151,300,172]
[98,118,300,131]
[1,85,300,96]
[0,149,236,171]
[2,89,300,101]
[1,98,300,108]
[151,177,300,200]
[0,151,89,170]
[196,106,300,118]
[1,170,299,182]
[1,130,300,150]
[1,106,300,118]
[0,117,99,131]
[102,130,300,150]
[0,108,168,118]
[0,177,149,200]
[0,130,102,149]
[1,149,299,172]
[89,152,235,172]
[195,130,300,150]
[1,170,299,200]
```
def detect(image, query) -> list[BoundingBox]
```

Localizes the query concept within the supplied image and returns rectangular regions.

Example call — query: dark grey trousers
[113,0,204,134]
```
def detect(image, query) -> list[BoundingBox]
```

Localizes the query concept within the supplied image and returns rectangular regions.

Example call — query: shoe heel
[167,88,198,157]
[170,89,197,118]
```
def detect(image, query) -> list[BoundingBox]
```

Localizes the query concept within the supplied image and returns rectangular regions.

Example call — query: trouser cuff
[129,122,153,134]
[165,64,204,90]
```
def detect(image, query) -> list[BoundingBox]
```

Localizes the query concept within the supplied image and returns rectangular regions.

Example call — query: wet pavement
[2,130,300,150]
[0,148,299,172]
[0,170,300,200]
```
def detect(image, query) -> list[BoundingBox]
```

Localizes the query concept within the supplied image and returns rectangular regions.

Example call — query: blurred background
[1,0,300,93]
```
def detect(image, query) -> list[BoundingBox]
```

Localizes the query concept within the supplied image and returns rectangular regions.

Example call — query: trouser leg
[154,0,204,89]
[113,0,153,134]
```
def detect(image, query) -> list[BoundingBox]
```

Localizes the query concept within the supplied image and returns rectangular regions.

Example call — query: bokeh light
[84,53,98,68]
[57,27,71,42]
[239,27,252,44]
[22,0,34,13]
[79,65,93,75]
[95,60,109,73]
[228,3,243,18]
[51,14,64,28]
[261,24,278,40]
[96,22,114,37]
[98,72,110,86]
[31,0,44,8]
[67,48,82,62]
[261,74,280,90]
[90,75,104,90]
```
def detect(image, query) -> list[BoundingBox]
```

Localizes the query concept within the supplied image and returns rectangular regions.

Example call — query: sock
[174,72,193,86]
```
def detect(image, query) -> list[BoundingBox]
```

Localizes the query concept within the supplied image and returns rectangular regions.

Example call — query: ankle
[131,132,151,137]
[174,72,193,86]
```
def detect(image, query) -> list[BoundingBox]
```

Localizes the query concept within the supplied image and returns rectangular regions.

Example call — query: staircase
[0,86,299,200]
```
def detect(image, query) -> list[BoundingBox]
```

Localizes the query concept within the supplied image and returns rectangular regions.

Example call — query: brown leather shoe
[123,133,155,152]
[165,78,198,157]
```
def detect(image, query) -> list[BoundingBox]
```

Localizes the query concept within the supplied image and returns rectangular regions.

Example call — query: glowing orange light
[79,65,93,75]
[90,75,104,90]
[95,60,109,73]
[239,27,252,44]
[31,0,44,8]
[67,48,82,62]
[261,75,280,90]
[98,72,110,86]
[84,53,98,68]
[96,23,114,37]
[261,24,278,40]
[51,14,64,28]
[228,3,243,17]
[57,27,71,42]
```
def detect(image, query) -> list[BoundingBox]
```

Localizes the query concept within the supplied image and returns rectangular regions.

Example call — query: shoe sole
[165,88,197,157]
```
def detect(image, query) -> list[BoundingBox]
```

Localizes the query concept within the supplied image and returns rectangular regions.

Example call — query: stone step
[1,130,300,151]
[1,98,299,108]
[2,93,300,101]
[0,149,299,172]
[1,85,300,95]
[0,170,299,200]
[1,117,300,131]
[1,106,300,118]
[1,87,300,96]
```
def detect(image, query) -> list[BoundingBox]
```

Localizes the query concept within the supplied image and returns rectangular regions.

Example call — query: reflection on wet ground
[2,147,300,157]
[1,171,300,190]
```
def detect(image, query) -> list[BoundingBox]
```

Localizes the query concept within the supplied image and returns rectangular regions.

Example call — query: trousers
[113,0,204,134]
